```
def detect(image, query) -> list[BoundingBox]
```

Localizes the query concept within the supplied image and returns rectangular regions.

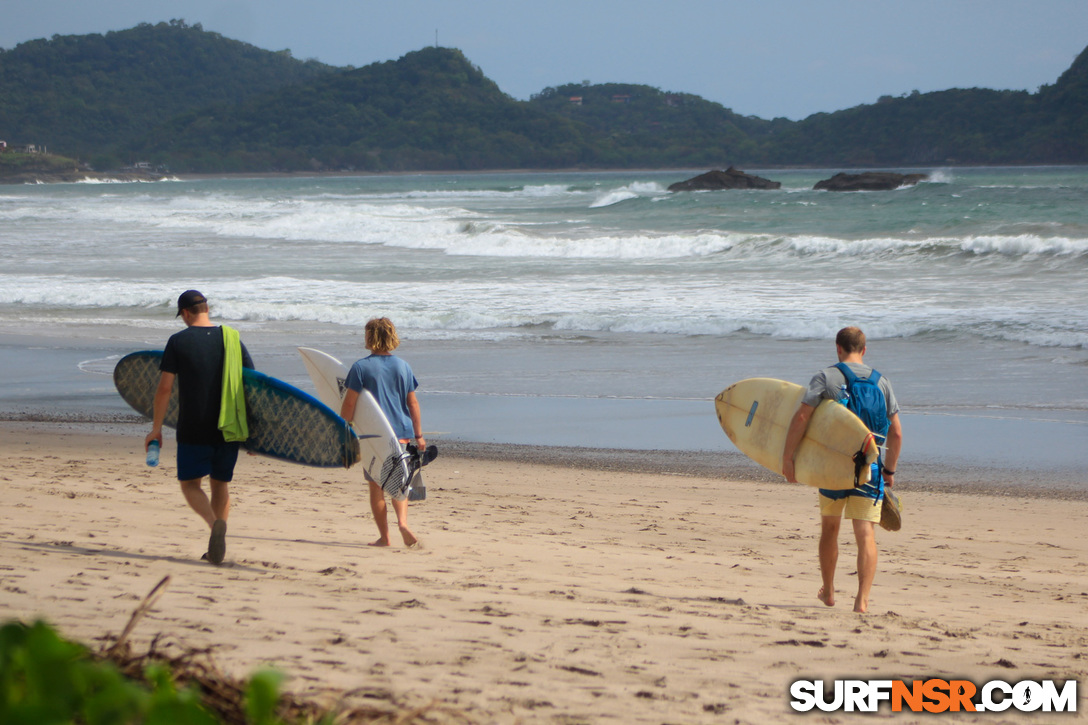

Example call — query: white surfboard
[715,377,880,490]
[298,347,411,492]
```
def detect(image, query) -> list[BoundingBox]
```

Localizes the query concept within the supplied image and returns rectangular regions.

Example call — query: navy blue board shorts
[176,442,241,482]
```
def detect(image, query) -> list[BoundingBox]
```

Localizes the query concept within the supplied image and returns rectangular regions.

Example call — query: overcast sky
[2,1,1086,120]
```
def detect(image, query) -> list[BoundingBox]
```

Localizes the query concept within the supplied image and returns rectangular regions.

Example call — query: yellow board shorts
[819,492,882,523]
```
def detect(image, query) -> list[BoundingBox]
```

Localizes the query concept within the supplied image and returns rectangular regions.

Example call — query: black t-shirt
[160,325,254,445]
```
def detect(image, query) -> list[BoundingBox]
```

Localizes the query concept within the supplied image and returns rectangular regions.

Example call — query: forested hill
[0,20,334,165]
[1035,45,1088,161]
[2,22,1086,171]
[527,83,775,168]
[758,45,1088,166]
[127,47,594,172]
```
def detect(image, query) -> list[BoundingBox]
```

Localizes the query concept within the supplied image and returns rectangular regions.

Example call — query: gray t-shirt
[802,362,899,418]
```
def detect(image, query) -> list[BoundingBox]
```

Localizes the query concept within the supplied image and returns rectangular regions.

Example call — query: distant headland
[2,21,1086,173]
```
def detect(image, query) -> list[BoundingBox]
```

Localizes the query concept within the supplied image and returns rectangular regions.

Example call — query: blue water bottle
[146,440,160,467]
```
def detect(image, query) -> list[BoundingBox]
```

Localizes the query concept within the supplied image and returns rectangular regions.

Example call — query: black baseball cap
[176,289,207,316]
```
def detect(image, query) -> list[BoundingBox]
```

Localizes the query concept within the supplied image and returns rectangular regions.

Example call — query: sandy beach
[1,420,1085,723]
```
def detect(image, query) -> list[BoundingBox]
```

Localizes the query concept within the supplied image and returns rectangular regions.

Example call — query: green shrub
[0,620,293,725]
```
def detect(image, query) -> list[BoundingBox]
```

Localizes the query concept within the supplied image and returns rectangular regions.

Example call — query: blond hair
[365,317,400,354]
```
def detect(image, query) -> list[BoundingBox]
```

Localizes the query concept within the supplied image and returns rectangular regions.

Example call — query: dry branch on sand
[93,576,469,725]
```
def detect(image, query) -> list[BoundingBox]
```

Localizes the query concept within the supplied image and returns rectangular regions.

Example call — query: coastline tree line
[1,20,1085,173]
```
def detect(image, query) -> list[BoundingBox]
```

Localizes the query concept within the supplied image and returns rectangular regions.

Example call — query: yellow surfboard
[714,377,879,490]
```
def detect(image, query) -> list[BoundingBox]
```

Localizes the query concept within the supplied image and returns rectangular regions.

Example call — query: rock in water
[813,172,928,191]
[668,167,781,191]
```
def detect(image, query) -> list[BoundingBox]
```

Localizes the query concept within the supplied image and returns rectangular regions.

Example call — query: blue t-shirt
[344,354,418,440]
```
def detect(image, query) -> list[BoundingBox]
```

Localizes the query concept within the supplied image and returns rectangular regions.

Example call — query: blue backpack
[834,362,889,496]
[834,363,889,441]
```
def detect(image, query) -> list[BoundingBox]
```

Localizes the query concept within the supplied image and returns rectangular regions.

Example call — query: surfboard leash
[852,431,877,488]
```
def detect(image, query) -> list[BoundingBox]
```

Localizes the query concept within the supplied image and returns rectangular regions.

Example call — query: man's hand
[781,402,815,484]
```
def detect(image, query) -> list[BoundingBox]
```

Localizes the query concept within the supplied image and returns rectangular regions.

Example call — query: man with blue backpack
[782,327,903,613]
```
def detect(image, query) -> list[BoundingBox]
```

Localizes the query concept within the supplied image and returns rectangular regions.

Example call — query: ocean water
[1,167,1086,482]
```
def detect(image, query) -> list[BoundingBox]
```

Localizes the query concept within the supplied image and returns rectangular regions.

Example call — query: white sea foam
[438,231,739,258]
[589,181,666,208]
[4,268,1084,350]
[923,169,954,184]
[1,170,1086,353]
[400,183,575,200]
[7,179,1084,262]
[782,233,1088,258]
[589,190,639,208]
[73,176,183,184]
[960,234,1088,256]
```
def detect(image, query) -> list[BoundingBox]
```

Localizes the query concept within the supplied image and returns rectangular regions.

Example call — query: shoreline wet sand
[4,412,1085,499]
[2,420,1086,723]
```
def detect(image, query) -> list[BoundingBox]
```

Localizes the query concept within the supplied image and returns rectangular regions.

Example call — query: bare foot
[818,587,835,607]
[399,525,418,548]
[369,537,391,547]
[853,595,868,614]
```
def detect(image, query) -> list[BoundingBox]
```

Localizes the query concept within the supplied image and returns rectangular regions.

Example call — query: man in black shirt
[145,290,253,564]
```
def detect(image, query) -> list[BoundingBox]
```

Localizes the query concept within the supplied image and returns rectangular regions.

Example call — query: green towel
[218,325,249,442]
